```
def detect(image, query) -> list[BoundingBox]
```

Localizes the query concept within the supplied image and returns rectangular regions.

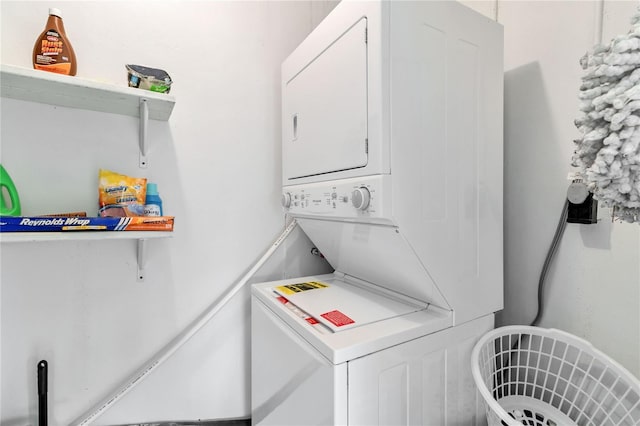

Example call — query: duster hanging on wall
[573,7,640,223]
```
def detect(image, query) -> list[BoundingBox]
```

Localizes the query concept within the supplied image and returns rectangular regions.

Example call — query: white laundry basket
[471,326,640,426]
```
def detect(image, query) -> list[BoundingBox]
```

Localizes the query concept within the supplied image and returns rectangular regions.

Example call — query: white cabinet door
[283,18,368,181]
[347,316,492,426]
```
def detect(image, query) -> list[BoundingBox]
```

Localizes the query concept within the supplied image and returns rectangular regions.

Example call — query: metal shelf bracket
[137,239,147,282]
[139,98,149,168]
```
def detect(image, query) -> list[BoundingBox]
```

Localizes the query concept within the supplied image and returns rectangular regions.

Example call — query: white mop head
[574,6,640,223]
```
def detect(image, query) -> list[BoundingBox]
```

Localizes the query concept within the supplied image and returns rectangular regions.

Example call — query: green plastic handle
[0,164,21,216]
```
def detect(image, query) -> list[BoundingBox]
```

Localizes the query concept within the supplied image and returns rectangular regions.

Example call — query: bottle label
[34,29,72,74]
[144,204,162,216]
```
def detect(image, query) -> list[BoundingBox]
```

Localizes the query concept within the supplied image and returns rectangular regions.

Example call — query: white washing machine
[252,1,503,424]
[252,274,494,425]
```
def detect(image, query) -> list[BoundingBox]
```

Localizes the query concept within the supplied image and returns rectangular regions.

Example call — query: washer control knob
[281,192,292,208]
[351,187,371,210]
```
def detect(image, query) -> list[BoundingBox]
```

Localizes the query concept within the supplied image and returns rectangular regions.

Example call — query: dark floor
[122,419,251,426]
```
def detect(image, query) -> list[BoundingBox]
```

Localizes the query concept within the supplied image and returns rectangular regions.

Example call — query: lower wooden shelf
[0,231,173,243]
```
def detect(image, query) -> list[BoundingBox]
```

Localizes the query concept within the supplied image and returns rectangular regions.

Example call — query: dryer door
[283,18,368,181]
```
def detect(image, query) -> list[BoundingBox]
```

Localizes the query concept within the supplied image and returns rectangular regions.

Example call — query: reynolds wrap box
[0,216,174,232]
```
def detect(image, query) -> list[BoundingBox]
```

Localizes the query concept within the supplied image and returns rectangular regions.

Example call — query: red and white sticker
[271,291,330,334]
[321,310,355,327]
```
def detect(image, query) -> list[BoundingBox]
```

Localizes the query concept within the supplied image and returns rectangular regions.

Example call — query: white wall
[0,1,336,424]
[461,0,640,376]
[2,0,639,424]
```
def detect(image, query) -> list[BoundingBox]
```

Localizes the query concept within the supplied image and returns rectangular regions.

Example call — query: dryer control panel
[282,175,392,223]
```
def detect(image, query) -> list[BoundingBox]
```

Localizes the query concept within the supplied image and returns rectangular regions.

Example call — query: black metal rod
[38,360,48,426]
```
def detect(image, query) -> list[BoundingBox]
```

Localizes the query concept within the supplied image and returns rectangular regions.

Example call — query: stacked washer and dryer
[251,1,503,425]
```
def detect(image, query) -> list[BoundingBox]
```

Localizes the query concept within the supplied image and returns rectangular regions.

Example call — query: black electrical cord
[493,199,571,404]
[530,199,570,326]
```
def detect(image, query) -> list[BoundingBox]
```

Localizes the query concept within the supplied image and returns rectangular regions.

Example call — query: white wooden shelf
[0,231,173,243]
[1,64,176,167]
[0,64,175,120]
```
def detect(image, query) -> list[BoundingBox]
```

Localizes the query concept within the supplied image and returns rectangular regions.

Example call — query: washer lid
[252,274,453,364]
[273,277,423,333]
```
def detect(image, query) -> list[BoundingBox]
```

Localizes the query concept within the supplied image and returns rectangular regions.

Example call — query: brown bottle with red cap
[32,8,77,76]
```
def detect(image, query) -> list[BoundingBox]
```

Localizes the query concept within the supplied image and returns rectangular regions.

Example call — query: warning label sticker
[321,310,355,327]
[275,281,328,295]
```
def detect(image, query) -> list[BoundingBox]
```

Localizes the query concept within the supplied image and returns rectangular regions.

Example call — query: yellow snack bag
[98,169,147,217]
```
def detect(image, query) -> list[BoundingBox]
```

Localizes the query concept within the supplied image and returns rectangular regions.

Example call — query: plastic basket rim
[470,325,640,426]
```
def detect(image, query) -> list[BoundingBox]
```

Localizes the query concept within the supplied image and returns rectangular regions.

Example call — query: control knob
[281,192,292,208]
[351,187,371,210]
